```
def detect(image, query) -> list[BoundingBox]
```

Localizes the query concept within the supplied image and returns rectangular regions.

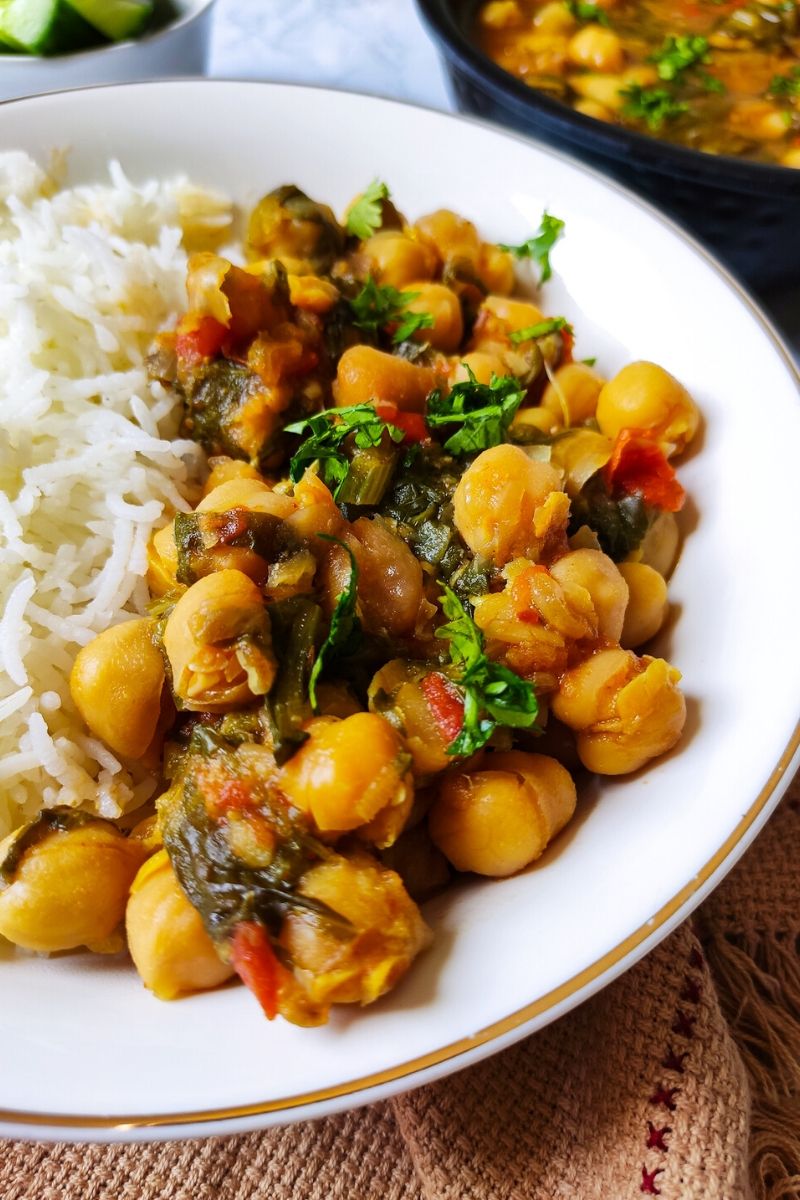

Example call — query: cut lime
[64,0,154,41]
[0,0,97,54]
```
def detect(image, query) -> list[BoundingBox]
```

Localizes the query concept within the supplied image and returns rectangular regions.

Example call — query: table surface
[206,0,799,349]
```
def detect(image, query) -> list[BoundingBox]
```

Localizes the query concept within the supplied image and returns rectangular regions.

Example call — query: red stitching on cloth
[640,940,705,1194]
[641,1165,664,1194]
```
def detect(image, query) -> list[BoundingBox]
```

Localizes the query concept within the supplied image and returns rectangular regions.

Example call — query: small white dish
[0,80,798,1143]
[0,1,215,101]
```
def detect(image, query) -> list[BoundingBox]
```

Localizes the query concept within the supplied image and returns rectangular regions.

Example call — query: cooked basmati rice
[0,154,230,839]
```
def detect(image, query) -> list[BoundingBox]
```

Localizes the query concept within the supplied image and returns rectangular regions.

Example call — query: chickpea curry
[476,0,800,166]
[0,180,701,1026]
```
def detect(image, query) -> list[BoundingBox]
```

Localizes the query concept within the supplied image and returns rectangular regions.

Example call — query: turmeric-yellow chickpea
[480,294,545,336]
[403,281,464,351]
[567,25,624,70]
[618,562,668,648]
[451,351,507,385]
[534,1,577,32]
[413,209,482,267]
[202,457,265,496]
[596,361,700,454]
[551,647,685,774]
[350,515,423,638]
[782,147,800,169]
[279,713,413,846]
[126,850,234,1000]
[728,100,789,142]
[574,98,613,121]
[541,361,604,425]
[334,344,437,412]
[163,569,276,712]
[356,230,437,288]
[453,443,568,566]
[429,751,577,876]
[70,618,165,759]
[479,0,525,27]
[477,244,516,294]
[569,73,626,111]
[196,477,296,518]
[550,548,629,642]
[0,816,146,953]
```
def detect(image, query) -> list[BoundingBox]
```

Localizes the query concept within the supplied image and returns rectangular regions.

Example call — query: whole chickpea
[618,562,668,648]
[550,548,629,642]
[334,344,437,413]
[453,443,569,566]
[567,25,625,71]
[596,361,700,454]
[450,351,507,386]
[414,209,482,267]
[429,751,577,876]
[403,282,464,352]
[355,231,437,288]
[541,361,605,426]
[0,815,146,953]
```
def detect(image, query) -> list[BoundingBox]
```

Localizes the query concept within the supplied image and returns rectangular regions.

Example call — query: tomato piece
[230,921,280,1019]
[217,779,254,812]
[175,314,228,366]
[560,325,574,364]
[604,429,685,513]
[421,672,465,745]
[374,401,428,444]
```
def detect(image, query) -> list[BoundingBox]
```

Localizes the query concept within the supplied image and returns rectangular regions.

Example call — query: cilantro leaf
[509,316,573,345]
[499,211,565,283]
[768,67,800,98]
[651,34,710,81]
[346,180,390,240]
[435,586,538,756]
[349,277,434,345]
[581,356,597,366]
[285,404,404,499]
[566,1,610,25]
[619,84,689,130]
[426,367,526,456]
[308,537,360,712]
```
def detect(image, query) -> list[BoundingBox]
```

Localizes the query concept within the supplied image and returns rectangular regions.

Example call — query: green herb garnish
[346,179,390,240]
[308,537,360,712]
[349,277,434,345]
[436,586,538,756]
[651,34,710,81]
[426,367,526,456]
[581,356,597,366]
[499,211,565,283]
[285,404,404,498]
[566,1,610,24]
[509,316,573,345]
[768,67,800,98]
[619,84,689,130]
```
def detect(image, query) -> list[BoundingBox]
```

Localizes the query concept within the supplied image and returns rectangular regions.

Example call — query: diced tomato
[374,401,429,444]
[559,325,574,364]
[217,779,255,812]
[175,315,228,365]
[604,429,685,513]
[510,564,549,623]
[230,922,280,1020]
[421,672,465,745]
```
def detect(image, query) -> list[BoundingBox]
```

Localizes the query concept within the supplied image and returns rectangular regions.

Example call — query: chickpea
[413,209,482,268]
[618,562,668,648]
[534,1,576,33]
[782,148,800,169]
[551,647,685,774]
[280,851,430,1008]
[369,660,453,777]
[480,294,545,336]
[202,456,265,496]
[334,344,437,413]
[0,816,146,953]
[403,281,464,352]
[355,231,437,288]
[196,477,296,519]
[541,361,604,426]
[279,713,413,847]
[126,851,234,1000]
[550,548,629,642]
[453,443,569,566]
[287,273,340,314]
[569,73,626,112]
[429,751,577,876]
[728,100,788,142]
[479,0,525,27]
[574,98,613,121]
[451,351,507,385]
[632,510,679,578]
[163,569,277,712]
[70,618,165,759]
[568,25,624,71]
[350,516,423,637]
[477,244,516,295]
[596,361,700,454]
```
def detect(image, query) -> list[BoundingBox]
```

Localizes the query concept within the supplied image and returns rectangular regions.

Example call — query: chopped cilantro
[285,404,404,498]
[349,277,434,345]
[581,356,597,366]
[651,35,710,81]
[619,84,689,130]
[346,180,390,240]
[426,367,526,456]
[308,537,360,712]
[700,71,726,93]
[499,211,565,283]
[509,316,573,345]
[566,0,610,24]
[768,67,800,98]
[436,586,538,756]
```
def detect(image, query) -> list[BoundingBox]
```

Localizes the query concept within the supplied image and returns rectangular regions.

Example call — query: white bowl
[0,1,215,101]
[0,80,798,1143]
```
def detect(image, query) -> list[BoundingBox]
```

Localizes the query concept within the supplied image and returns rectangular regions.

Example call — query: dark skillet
[416,0,800,290]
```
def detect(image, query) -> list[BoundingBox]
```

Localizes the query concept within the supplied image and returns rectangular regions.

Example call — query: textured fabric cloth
[3,785,799,1200]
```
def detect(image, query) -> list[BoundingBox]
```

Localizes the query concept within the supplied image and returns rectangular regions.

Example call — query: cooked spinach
[568,476,653,560]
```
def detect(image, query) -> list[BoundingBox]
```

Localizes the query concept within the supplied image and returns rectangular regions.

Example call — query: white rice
[0,153,230,838]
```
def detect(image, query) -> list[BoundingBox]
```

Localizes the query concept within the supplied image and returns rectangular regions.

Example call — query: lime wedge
[0,0,97,54]
[64,0,154,40]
